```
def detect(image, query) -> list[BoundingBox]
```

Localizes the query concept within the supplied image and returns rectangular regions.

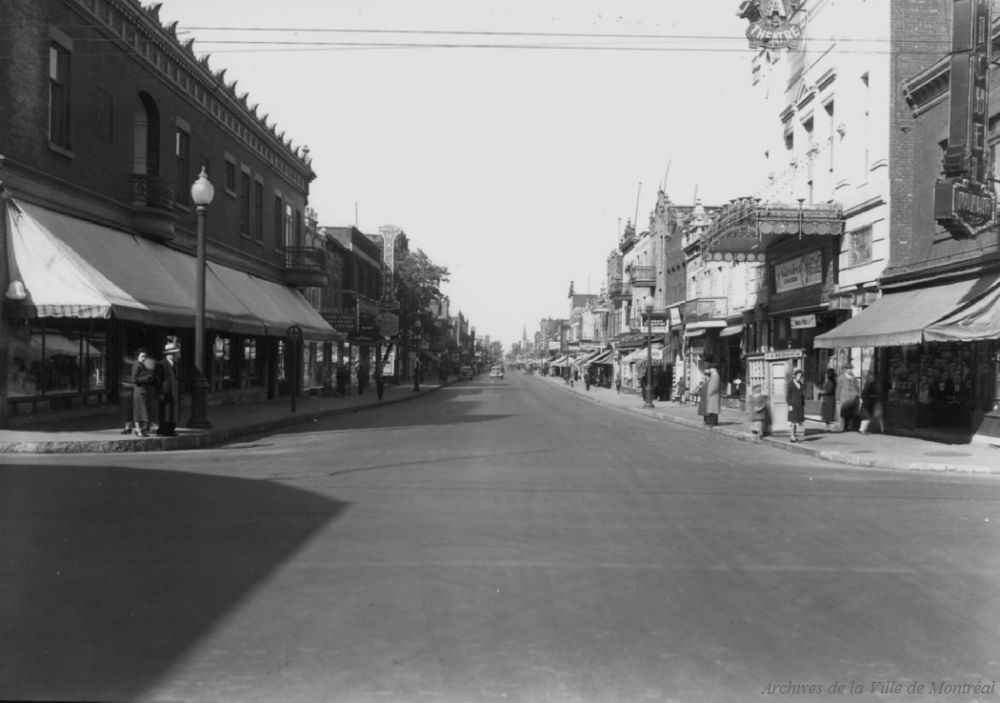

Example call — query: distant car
[489,365,504,380]
[458,365,475,380]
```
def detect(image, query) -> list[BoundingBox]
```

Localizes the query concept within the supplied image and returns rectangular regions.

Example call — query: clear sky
[158,0,764,348]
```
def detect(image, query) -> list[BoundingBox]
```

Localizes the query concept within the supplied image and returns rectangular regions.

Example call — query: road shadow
[0,463,346,702]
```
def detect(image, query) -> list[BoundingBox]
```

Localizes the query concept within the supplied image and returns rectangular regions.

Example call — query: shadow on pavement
[0,464,346,702]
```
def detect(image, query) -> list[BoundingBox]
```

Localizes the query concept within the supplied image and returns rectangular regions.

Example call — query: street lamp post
[187,167,214,429]
[287,324,303,412]
[644,303,655,409]
[413,319,422,391]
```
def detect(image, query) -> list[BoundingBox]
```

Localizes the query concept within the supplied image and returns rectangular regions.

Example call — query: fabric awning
[719,324,745,337]
[924,277,1000,341]
[549,355,569,367]
[814,273,1000,348]
[684,328,706,338]
[208,264,339,342]
[8,200,194,325]
[7,198,339,341]
[143,240,265,336]
[587,350,615,366]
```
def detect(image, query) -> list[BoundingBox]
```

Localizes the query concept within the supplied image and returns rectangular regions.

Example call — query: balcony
[280,245,329,288]
[628,266,656,288]
[129,173,176,243]
[608,280,631,301]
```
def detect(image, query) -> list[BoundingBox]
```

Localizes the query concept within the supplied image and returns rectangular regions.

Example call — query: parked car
[489,365,504,379]
[458,365,475,380]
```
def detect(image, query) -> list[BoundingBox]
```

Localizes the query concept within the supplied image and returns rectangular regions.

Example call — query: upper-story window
[49,38,72,151]
[847,226,873,266]
[175,120,191,206]
[239,169,251,236]
[254,178,264,242]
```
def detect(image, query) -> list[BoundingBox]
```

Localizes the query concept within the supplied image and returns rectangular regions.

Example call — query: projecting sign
[790,314,816,329]
[739,0,801,50]
[934,0,995,239]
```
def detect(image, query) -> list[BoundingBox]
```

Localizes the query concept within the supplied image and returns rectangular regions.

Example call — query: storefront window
[243,338,263,387]
[887,342,977,407]
[5,324,106,397]
[212,335,233,391]
[277,339,287,381]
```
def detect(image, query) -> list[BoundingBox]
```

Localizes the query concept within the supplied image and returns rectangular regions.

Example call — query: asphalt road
[2,372,999,702]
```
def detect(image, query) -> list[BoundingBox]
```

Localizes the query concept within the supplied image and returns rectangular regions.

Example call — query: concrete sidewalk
[0,380,441,454]
[542,374,1000,475]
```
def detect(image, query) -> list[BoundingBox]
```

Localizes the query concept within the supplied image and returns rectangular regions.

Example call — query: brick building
[816,0,1000,443]
[0,0,338,426]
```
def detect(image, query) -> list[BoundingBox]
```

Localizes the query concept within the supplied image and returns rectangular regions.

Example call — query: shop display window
[5,323,107,397]
[887,342,977,407]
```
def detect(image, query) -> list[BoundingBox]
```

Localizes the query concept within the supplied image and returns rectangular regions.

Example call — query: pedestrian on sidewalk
[820,368,837,432]
[615,374,622,394]
[119,353,136,434]
[787,368,806,442]
[838,364,860,432]
[154,341,181,437]
[859,371,879,434]
[698,365,721,427]
[130,348,156,437]
[749,384,769,440]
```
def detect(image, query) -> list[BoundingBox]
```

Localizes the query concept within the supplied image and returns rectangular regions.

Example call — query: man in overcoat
[155,341,181,437]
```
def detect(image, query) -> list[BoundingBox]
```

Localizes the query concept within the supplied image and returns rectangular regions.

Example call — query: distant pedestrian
[615,374,622,394]
[820,368,837,432]
[131,348,156,437]
[698,365,721,427]
[838,364,860,431]
[749,384,770,440]
[584,371,591,391]
[787,368,806,442]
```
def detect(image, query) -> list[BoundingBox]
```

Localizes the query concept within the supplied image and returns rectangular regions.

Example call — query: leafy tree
[395,248,449,328]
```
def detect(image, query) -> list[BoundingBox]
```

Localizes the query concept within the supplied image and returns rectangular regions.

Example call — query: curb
[547,378,1000,476]
[0,384,442,455]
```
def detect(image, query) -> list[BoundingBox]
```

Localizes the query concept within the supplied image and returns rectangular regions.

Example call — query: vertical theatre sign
[934,0,995,239]
[738,0,801,50]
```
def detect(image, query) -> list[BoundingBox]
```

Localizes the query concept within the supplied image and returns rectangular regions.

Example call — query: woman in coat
[131,348,156,437]
[699,366,721,426]
[786,368,806,442]
[820,368,837,431]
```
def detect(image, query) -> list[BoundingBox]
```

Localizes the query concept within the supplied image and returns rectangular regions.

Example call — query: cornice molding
[63,0,316,189]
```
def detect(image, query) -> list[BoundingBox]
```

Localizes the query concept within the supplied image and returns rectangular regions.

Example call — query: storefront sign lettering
[774,251,823,294]
[934,179,996,239]
[790,314,816,329]
[739,0,801,50]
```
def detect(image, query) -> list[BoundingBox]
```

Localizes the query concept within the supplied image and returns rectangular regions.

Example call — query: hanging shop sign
[934,0,995,239]
[739,0,801,50]
[377,312,399,338]
[378,225,401,310]
[790,314,816,329]
[774,251,823,294]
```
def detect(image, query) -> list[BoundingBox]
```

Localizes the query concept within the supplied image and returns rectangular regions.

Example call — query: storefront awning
[587,350,615,366]
[702,198,845,263]
[7,199,194,326]
[208,264,339,342]
[719,324,744,337]
[6,199,340,342]
[924,277,1000,342]
[684,328,706,338]
[814,273,1000,348]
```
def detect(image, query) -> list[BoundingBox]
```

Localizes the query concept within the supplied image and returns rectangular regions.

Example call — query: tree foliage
[394,248,450,326]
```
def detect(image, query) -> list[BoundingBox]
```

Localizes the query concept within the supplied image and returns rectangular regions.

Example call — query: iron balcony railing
[130,173,175,210]
[628,266,656,287]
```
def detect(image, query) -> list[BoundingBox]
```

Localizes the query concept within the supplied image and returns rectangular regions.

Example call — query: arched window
[133,92,160,176]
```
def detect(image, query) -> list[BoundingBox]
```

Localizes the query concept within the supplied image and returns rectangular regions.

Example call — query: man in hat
[155,341,182,436]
